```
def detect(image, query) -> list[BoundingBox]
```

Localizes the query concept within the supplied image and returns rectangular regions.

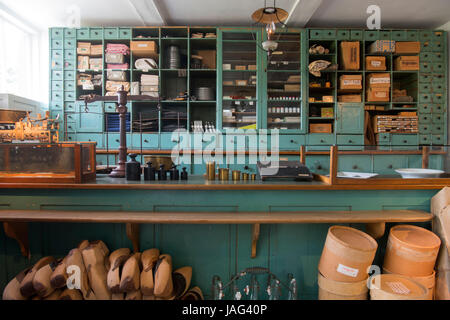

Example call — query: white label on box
[137,44,148,48]
[371,61,381,67]
[370,78,390,84]
[343,80,361,86]
[386,282,410,295]
[374,91,388,98]
[337,264,359,277]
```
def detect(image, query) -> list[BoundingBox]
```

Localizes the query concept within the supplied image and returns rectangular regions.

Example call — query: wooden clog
[20,256,55,298]
[119,253,141,292]
[107,248,131,293]
[82,242,111,300]
[2,267,31,300]
[140,248,160,295]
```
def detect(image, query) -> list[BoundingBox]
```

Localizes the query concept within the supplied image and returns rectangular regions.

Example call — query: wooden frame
[0,142,96,184]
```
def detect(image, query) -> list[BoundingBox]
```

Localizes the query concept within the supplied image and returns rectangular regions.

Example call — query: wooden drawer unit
[431,41,444,52]
[279,135,305,151]
[406,30,418,41]
[433,93,444,104]
[65,122,77,133]
[51,81,63,91]
[76,28,90,39]
[391,30,407,41]
[419,124,431,134]
[51,39,63,50]
[64,50,76,61]
[379,31,391,40]
[391,134,418,150]
[420,30,432,41]
[77,103,103,132]
[131,134,159,149]
[432,135,444,145]
[77,133,104,148]
[419,134,431,145]
[119,28,132,39]
[432,52,444,62]
[64,70,76,80]
[65,112,76,122]
[364,30,378,41]
[420,52,433,62]
[338,155,372,172]
[419,82,431,92]
[421,41,432,52]
[51,28,63,39]
[64,91,76,101]
[52,91,63,102]
[419,114,431,124]
[420,62,432,73]
[432,113,444,124]
[64,102,76,112]
[429,154,444,170]
[64,59,76,70]
[336,30,350,40]
[309,29,323,39]
[373,155,408,175]
[432,82,445,93]
[432,104,445,113]
[419,93,432,103]
[160,132,181,150]
[433,63,445,73]
[64,28,76,38]
[104,103,117,112]
[104,27,119,39]
[50,101,63,110]
[64,38,76,49]
[305,156,330,175]
[52,70,63,81]
[105,133,131,149]
[419,73,432,82]
[336,135,364,151]
[336,103,364,134]
[418,104,431,114]
[431,123,444,135]
[222,134,247,151]
[307,134,335,151]
[90,28,103,39]
[64,81,75,91]
[350,30,363,40]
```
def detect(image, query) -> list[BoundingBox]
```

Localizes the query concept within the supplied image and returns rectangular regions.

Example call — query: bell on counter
[125,154,141,181]
[157,164,167,181]
[169,165,179,181]
[180,167,188,180]
[144,161,156,181]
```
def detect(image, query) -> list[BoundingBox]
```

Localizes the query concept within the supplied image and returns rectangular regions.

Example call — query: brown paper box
[395,56,420,71]
[197,50,216,69]
[309,123,332,133]
[130,41,158,58]
[367,73,391,88]
[366,87,390,102]
[338,94,362,102]
[395,41,421,54]
[340,41,360,70]
[366,56,386,71]
[339,74,362,90]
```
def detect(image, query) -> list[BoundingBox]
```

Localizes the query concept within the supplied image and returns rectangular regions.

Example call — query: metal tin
[219,168,229,181]
[232,170,241,181]
[195,87,215,101]
[206,161,216,180]
[251,174,257,180]
[242,173,249,181]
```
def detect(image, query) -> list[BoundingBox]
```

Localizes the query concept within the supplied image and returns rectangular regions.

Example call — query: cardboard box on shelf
[322,96,334,103]
[90,45,103,56]
[140,85,158,92]
[338,94,362,102]
[106,81,130,92]
[340,41,360,70]
[395,56,419,71]
[248,65,257,70]
[235,65,246,70]
[89,58,103,70]
[197,50,216,69]
[77,56,90,70]
[285,84,300,92]
[321,107,334,118]
[77,42,91,55]
[395,41,421,54]
[366,87,390,102]
[339,74,362,90]
[309,123,332,133]
[367,73,391,88]
[366,56,386,71]
[222,64,231,70]
[223,80,234,86]
[235,80,248,86]
[369,40,396,53]
[130,41,158,58]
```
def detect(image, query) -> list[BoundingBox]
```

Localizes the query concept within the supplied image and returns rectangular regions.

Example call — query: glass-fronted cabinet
[265,29,303,132]
[218,28,261,130]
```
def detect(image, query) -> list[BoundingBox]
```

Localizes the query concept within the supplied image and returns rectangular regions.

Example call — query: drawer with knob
[338,155,372,173]
[336,135,364,150]
[391,134,418,150]
[307,134,335,151]
[76,133,104,148]
[131,134,158,149]
[279,135,306,151]
[305,156,330,175]
[373,155,408,175]
[432,135,444,145]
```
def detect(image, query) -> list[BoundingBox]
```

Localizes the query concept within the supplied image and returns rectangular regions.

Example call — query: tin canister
[242,173,249,181]
[219,168,229,181]
[232,170,241,181]
[206,161,216,180]
[251,174,257,180]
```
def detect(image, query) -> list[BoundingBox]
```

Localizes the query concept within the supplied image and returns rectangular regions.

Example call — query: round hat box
[369,274,428,300]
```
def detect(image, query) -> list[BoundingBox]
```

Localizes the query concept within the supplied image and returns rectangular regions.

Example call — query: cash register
[257,160,313,181]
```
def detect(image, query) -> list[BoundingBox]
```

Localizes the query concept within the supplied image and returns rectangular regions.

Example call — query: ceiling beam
[127,0,166,26]
[285,0,323,27]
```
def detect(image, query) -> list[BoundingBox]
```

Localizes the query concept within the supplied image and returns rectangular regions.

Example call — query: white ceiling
[1,0,450,31]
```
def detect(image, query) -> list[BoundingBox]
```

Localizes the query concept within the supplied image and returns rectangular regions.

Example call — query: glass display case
[0,142,96,183]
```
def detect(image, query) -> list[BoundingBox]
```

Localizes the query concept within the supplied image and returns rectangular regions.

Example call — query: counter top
[0,174,448,190]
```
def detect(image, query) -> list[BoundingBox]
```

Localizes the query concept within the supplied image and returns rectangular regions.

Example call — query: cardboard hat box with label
[339,74,362,90]
[90,45,103,56]
[77,56,90,70]
[395,41,421,54]
[77,42,91,55]
[338,94,362,103]
[395,56,420,71]
[367,87,390,102]
[367,73,391,88]
[366,56,386,71]
[310,123,332,133]
[369,40,396,53]
[340,41,360,70]
[89,58,103,70]
[130,41,158,58]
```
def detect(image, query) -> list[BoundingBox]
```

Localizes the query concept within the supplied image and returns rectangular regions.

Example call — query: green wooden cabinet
[335,103,364,134]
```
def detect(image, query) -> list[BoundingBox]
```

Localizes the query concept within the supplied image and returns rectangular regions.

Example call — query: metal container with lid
[167,45,180,69]
[195,87,215,101]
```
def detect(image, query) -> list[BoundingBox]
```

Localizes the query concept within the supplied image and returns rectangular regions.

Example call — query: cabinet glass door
[220,29,259,130]
[266,31,302,132]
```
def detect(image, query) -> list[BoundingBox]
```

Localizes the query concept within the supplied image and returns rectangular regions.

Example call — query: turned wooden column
[109,88,128,178]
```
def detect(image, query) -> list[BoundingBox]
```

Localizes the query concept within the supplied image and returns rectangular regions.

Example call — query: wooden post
[126,223,140,252]
[74,144,82,183]
[422,146,430,169]
[3,222,29,258]
[300,145,306,164]
[251,223,260,259]
[329,145,338,185]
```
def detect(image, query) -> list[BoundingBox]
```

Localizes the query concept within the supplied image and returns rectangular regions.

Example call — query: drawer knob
[317,165,322,170]
[388,165,393,169]
[115,139,119,142]
[320,139,324,143]
[348,140,353,143]
[352,165,358,170]
[144,139,149,143]
[290,139,294,143]
[403,140,407,143]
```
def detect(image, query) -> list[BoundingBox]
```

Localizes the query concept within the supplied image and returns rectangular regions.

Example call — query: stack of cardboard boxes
[366,73,390,102]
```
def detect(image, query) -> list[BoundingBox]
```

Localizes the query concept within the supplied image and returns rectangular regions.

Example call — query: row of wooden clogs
[3,240,203,300]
